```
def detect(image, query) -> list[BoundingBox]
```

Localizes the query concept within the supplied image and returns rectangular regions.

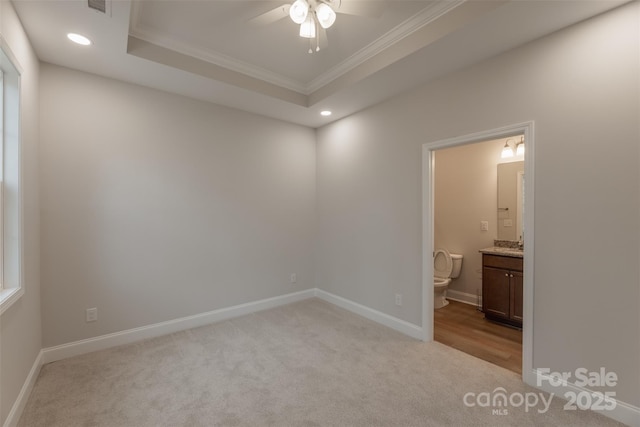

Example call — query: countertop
[479,246,524,258]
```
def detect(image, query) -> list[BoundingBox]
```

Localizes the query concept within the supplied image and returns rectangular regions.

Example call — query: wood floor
[434,300,522,375]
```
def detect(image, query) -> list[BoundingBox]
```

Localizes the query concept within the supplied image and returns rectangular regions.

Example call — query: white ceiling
[12,0,628,128]
[130,0,434,88]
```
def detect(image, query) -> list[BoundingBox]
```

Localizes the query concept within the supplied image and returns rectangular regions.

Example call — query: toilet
[433,248,463,309]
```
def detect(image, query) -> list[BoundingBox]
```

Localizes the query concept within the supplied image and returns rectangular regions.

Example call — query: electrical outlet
[290,273,297,284]
[86,307,97,322]
[395,294,402,306]
[480,221,489,231]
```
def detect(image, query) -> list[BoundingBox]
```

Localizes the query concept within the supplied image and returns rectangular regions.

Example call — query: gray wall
[3,1,639,421]
[39,64,316,347]
[0,2,42,425]
[316,2,639,407]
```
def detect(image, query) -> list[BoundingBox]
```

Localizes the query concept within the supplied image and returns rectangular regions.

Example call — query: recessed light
[320,110,332,116]
[67,33,92,46]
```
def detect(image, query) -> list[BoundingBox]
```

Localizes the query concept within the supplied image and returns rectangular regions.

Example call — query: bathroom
[432,135,524,374]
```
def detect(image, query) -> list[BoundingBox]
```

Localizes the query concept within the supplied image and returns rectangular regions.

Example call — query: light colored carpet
[19,298,622,426]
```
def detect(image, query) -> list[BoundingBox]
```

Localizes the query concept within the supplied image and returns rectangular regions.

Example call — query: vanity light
[501,139,515,159]
[516,137,525,156]
[320,110,332,116]
[67,33,92,46]
[501,137,525,159]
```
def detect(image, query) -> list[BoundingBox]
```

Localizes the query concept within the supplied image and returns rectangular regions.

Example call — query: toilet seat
[434,248,453,279]
[433,277,451,288]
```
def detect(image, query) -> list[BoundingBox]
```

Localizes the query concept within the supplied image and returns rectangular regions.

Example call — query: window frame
[0,39,24,315]
[0,184,3,290]
[0,68,4,291]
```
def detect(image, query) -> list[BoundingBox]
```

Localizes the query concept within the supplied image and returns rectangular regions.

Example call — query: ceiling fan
[250,0,384,53]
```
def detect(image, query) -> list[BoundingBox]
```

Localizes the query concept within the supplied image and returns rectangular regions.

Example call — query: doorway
[421,122,535,383]
[432,136,524,374]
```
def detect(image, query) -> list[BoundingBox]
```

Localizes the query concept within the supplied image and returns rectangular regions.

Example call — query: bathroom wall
[434,138,506,303]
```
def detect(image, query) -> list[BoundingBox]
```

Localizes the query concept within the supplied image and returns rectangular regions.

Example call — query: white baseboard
[3,350,43,427]
[42,288,424,365]
[314,289,423,340]
[531,368,640,427]
[42,289,315,364]
[9,290,638,427]
[5,289,423,425]
[445,289,481,307]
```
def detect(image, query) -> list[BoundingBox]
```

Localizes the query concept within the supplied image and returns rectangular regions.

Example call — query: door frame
[421,121,535,384]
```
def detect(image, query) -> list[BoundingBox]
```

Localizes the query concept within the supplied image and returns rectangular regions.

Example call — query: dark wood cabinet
[482,254,523,328]
[509,271,523,322]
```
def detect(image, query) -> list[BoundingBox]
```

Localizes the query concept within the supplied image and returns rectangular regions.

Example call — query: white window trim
[0,37,24,315]
[0,68,4,290]
[0,286,24,314]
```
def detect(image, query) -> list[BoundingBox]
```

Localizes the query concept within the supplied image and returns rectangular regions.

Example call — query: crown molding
[128,28,309,94]
[128,0,466,97]
[129,2,308,94]
[306,0,466,92]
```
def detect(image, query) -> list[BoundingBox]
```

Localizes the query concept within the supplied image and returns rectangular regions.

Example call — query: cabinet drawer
[482,254,523,271]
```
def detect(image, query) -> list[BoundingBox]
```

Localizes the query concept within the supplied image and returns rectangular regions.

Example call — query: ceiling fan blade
[325,0,386,18]
[248,4,291,25]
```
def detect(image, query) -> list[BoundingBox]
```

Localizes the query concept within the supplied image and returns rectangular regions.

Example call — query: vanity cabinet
[482,254,523,327]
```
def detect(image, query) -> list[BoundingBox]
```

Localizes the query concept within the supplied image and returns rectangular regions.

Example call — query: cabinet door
[482,267,510,319]
[510,271,523,322]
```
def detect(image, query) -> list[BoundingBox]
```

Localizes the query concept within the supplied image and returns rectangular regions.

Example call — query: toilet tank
[450,254,463,279]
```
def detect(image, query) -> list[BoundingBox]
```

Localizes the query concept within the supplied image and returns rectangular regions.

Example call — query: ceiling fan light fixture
[289,0,309,24]
[300,16,316,38]
[315,3,336,29]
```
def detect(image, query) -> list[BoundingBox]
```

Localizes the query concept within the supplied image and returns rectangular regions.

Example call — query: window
[0,44,23,314]
[0,68,4,290]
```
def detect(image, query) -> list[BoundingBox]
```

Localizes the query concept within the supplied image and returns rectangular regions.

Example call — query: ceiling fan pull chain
[316,20,320,52]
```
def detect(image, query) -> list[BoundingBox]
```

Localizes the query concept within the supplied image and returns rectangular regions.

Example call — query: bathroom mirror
[497,161,524,241]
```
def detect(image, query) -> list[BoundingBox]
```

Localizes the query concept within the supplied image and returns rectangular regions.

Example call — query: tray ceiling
[11,0,629,127]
